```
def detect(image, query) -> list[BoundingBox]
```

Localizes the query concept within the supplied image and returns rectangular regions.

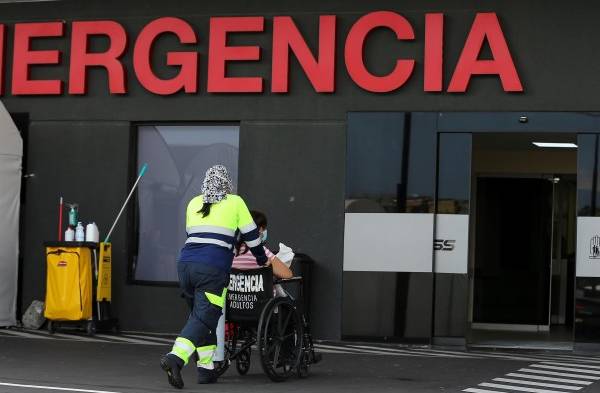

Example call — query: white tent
[0,101,22,327]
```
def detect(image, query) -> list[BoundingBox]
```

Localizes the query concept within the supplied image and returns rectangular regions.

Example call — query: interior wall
[473,150,577,175]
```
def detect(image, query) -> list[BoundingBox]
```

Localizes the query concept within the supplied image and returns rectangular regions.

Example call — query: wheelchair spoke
[280,332,296,341]
[277,307,285,335]
[272,342,281,367]
[266,339,278,355]
[279,308,293,336]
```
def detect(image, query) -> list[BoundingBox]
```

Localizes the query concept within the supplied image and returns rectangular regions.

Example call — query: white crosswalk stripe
[313,347,359,355]
[0,329,53,339]
[491,377,583,390]
[121,334,174,344]
[0,329,172,346]
[348,345,479,359]
[518,368,600,380]
[50,332,107,343]
[506,372,593,385]
[314,344,426,357]
[541,361,600,369]
[479,382,572,393]
[530,364,600,375]
[463,361,600,393]
[544,354,600,362]
[93,334,165,346]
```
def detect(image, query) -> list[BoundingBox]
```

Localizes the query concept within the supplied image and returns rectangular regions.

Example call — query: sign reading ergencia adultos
[0,12,522,96]
[227,270,272,315]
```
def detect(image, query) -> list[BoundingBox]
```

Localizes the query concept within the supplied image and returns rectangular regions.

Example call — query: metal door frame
[436,112,599,347]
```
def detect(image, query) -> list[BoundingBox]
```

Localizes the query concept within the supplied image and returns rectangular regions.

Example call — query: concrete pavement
[1,329,600,393]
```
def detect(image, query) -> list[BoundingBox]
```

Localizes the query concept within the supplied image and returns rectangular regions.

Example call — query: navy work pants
[177,262,229,349]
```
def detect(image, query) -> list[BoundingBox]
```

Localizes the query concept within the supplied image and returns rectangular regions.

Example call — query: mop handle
[104,164,148,243]
[58,197,63,241]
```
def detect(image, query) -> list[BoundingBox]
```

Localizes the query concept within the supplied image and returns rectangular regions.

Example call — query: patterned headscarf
[202,165,233,204]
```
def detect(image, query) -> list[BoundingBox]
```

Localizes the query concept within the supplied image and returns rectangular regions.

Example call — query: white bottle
[85,222,99,243]
[65,227,75,242]
[75,222,85,242]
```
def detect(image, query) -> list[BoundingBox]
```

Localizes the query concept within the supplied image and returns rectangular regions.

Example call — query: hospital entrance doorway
[468,133,577,349]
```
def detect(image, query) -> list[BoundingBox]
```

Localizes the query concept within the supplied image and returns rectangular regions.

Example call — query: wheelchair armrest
[274,276,303,285]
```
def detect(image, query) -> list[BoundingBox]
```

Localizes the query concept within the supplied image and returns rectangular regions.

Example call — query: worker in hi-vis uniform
[161,165,267,388]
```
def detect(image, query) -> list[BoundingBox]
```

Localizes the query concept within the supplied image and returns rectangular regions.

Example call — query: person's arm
[269,256,293,279]
[236,197,268,265]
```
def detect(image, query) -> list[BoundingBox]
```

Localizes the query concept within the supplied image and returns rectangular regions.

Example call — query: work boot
[197,367,217,384]
[160,354,184,389]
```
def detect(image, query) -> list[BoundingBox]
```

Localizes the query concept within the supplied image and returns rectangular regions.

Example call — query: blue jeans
[177,262,229,348]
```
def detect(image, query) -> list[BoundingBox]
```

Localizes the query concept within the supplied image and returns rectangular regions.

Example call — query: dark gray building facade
[5,0,600,349]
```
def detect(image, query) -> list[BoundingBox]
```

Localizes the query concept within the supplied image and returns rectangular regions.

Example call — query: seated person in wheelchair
[232,210,293,280]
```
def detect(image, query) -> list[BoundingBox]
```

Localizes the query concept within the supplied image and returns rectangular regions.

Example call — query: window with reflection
[437,133,472,214]
[346,112,407,213]
[405,113,438,213]
[133,124,239,283]
[577,134,600,217]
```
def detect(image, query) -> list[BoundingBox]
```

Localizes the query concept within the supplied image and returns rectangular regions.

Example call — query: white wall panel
[434,214,469,274]
[343,213,433,272]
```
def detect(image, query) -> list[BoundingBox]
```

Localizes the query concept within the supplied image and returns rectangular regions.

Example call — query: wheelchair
[214,266,321,382]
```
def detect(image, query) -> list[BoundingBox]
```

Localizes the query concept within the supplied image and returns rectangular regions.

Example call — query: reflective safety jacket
[179,194,267,271]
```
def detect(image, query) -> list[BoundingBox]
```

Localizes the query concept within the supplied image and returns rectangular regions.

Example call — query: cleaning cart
[44,164,146,336]
[44,241,117,335]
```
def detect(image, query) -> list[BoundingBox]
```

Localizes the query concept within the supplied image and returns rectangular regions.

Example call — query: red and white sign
[0,12,523,96]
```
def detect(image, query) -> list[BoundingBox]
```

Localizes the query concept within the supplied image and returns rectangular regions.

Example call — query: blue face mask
[260,229,268,243]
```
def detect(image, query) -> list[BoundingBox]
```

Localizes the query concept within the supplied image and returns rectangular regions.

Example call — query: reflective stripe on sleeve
[239,222,257,234]
[245,238,262,248]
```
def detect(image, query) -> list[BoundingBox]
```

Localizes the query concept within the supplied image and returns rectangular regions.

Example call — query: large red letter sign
[207,17,264,93]
[424,13,443,92]
[12,22,64,95]
[448,13,522,92]
[272,15,336,93]
[133,17,198,95]
[345,11,415,93]
[69,21,127,94]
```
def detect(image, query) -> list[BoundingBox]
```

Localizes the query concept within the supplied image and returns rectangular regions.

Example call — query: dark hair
[250,210,267,229]
[199,203,212,217]
[235,210,267,256]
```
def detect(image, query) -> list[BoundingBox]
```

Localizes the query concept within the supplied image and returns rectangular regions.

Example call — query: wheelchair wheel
[257,298,303,382]
[236,347,251,375]
[297,351,310,378]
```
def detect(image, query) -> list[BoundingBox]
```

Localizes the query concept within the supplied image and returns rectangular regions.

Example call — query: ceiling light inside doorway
[532,142,578,148]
